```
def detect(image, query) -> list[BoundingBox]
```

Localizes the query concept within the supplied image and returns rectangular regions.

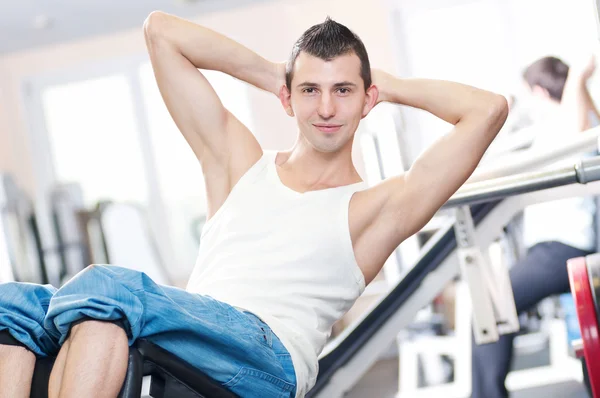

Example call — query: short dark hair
[523,56,570,102]
[286,17,372,91]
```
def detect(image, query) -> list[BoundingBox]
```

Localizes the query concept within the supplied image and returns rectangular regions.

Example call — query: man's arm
[351,71,508,283]
[561,55,599,132]
[143,12,282,218]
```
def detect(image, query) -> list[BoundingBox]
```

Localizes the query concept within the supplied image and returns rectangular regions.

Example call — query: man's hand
[273,62,287,97]
[581,54,596,82]
[370,68,393,104]
[562,53,599,132]
[348,71,507,283]
[570,54,597,83]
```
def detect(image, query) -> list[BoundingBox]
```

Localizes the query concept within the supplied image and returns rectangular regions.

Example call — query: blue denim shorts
[0,265,296,398]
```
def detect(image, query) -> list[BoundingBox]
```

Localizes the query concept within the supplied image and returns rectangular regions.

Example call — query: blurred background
[1,1,599,396]
[1,0,597,285]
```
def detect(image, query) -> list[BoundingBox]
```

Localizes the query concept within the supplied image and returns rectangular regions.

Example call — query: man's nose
[317,93,335,119]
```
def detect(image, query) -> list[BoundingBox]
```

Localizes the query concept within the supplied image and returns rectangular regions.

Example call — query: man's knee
[0,332,35,361]
[69,319,128,342]
[65,264,141,290]
[47,265,143,344]
[78,263,105,277]
[0,282,56,304]
[56,264,123,296]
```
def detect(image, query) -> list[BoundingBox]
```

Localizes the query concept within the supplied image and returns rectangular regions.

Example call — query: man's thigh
[139,283,295,397]
[45,265,295,396]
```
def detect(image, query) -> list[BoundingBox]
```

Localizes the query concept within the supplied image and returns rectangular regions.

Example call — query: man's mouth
[313,124,342,133]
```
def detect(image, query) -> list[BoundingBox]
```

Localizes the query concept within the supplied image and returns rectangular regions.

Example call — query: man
[0,12,507,398]
[471,55,599,398]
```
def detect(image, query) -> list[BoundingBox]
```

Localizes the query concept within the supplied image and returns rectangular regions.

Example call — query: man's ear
[279,85,295,117]
[361,85,379,118]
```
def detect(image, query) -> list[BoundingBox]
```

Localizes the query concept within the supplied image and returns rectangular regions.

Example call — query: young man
[471,55,599,398]
[0,13,507,398]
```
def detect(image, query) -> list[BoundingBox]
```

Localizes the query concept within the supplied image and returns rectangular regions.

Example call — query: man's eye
[303,88,316,93]
[338,88,350,94]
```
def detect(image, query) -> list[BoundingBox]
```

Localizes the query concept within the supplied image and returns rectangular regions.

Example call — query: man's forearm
[582,86,600,131]
[562,70,593,131]
[583,86,600,128]
[144,11,280,95]
[375,70,503,125]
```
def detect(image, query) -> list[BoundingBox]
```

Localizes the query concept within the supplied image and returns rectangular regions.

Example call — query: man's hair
[286,17,372,91]
[523,56,570,102]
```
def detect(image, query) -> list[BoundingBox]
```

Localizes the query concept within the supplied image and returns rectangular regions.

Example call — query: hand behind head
[581,54,596,81]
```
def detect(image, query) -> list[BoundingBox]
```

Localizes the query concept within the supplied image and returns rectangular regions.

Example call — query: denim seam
[223,367,295,391]
[221,367,243,388]
[246,367,295,391]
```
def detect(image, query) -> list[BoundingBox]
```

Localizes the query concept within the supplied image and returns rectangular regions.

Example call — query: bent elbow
[144,11,169,42]
[491,94,509,124]
[484,94,509,134]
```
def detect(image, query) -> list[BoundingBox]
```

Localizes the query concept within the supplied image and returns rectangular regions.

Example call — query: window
[27,58,255,282]
[41,75,148,206]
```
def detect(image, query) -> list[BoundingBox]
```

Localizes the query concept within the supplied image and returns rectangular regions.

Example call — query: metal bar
[469,126,600,182]
[454,207,501,344]
[442,157,600,209]
[444,166,577,208]
[576,156,600,183]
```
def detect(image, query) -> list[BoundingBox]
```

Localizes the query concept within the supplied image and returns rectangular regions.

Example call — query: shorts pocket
[223,367,295,398]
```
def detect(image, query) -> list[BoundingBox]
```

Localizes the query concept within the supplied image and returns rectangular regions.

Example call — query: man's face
[281,52,376,153]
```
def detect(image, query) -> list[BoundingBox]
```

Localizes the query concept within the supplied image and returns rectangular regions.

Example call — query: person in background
[471,55,600,398]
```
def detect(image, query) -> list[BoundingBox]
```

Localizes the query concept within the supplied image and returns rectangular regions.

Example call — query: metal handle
[442,155,600,209]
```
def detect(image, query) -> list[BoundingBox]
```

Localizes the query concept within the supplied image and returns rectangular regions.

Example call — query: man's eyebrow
[297,82,320,88]
[333,82,357,88]
[296,81,357,88]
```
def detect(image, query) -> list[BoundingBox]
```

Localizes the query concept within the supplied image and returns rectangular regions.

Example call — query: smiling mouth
[313,124,342,133]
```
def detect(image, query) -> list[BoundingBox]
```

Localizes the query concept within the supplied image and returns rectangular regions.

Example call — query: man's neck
[276,140,362,191]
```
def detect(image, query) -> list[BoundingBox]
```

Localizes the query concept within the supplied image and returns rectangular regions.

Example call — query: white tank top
[186,151,366,397]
